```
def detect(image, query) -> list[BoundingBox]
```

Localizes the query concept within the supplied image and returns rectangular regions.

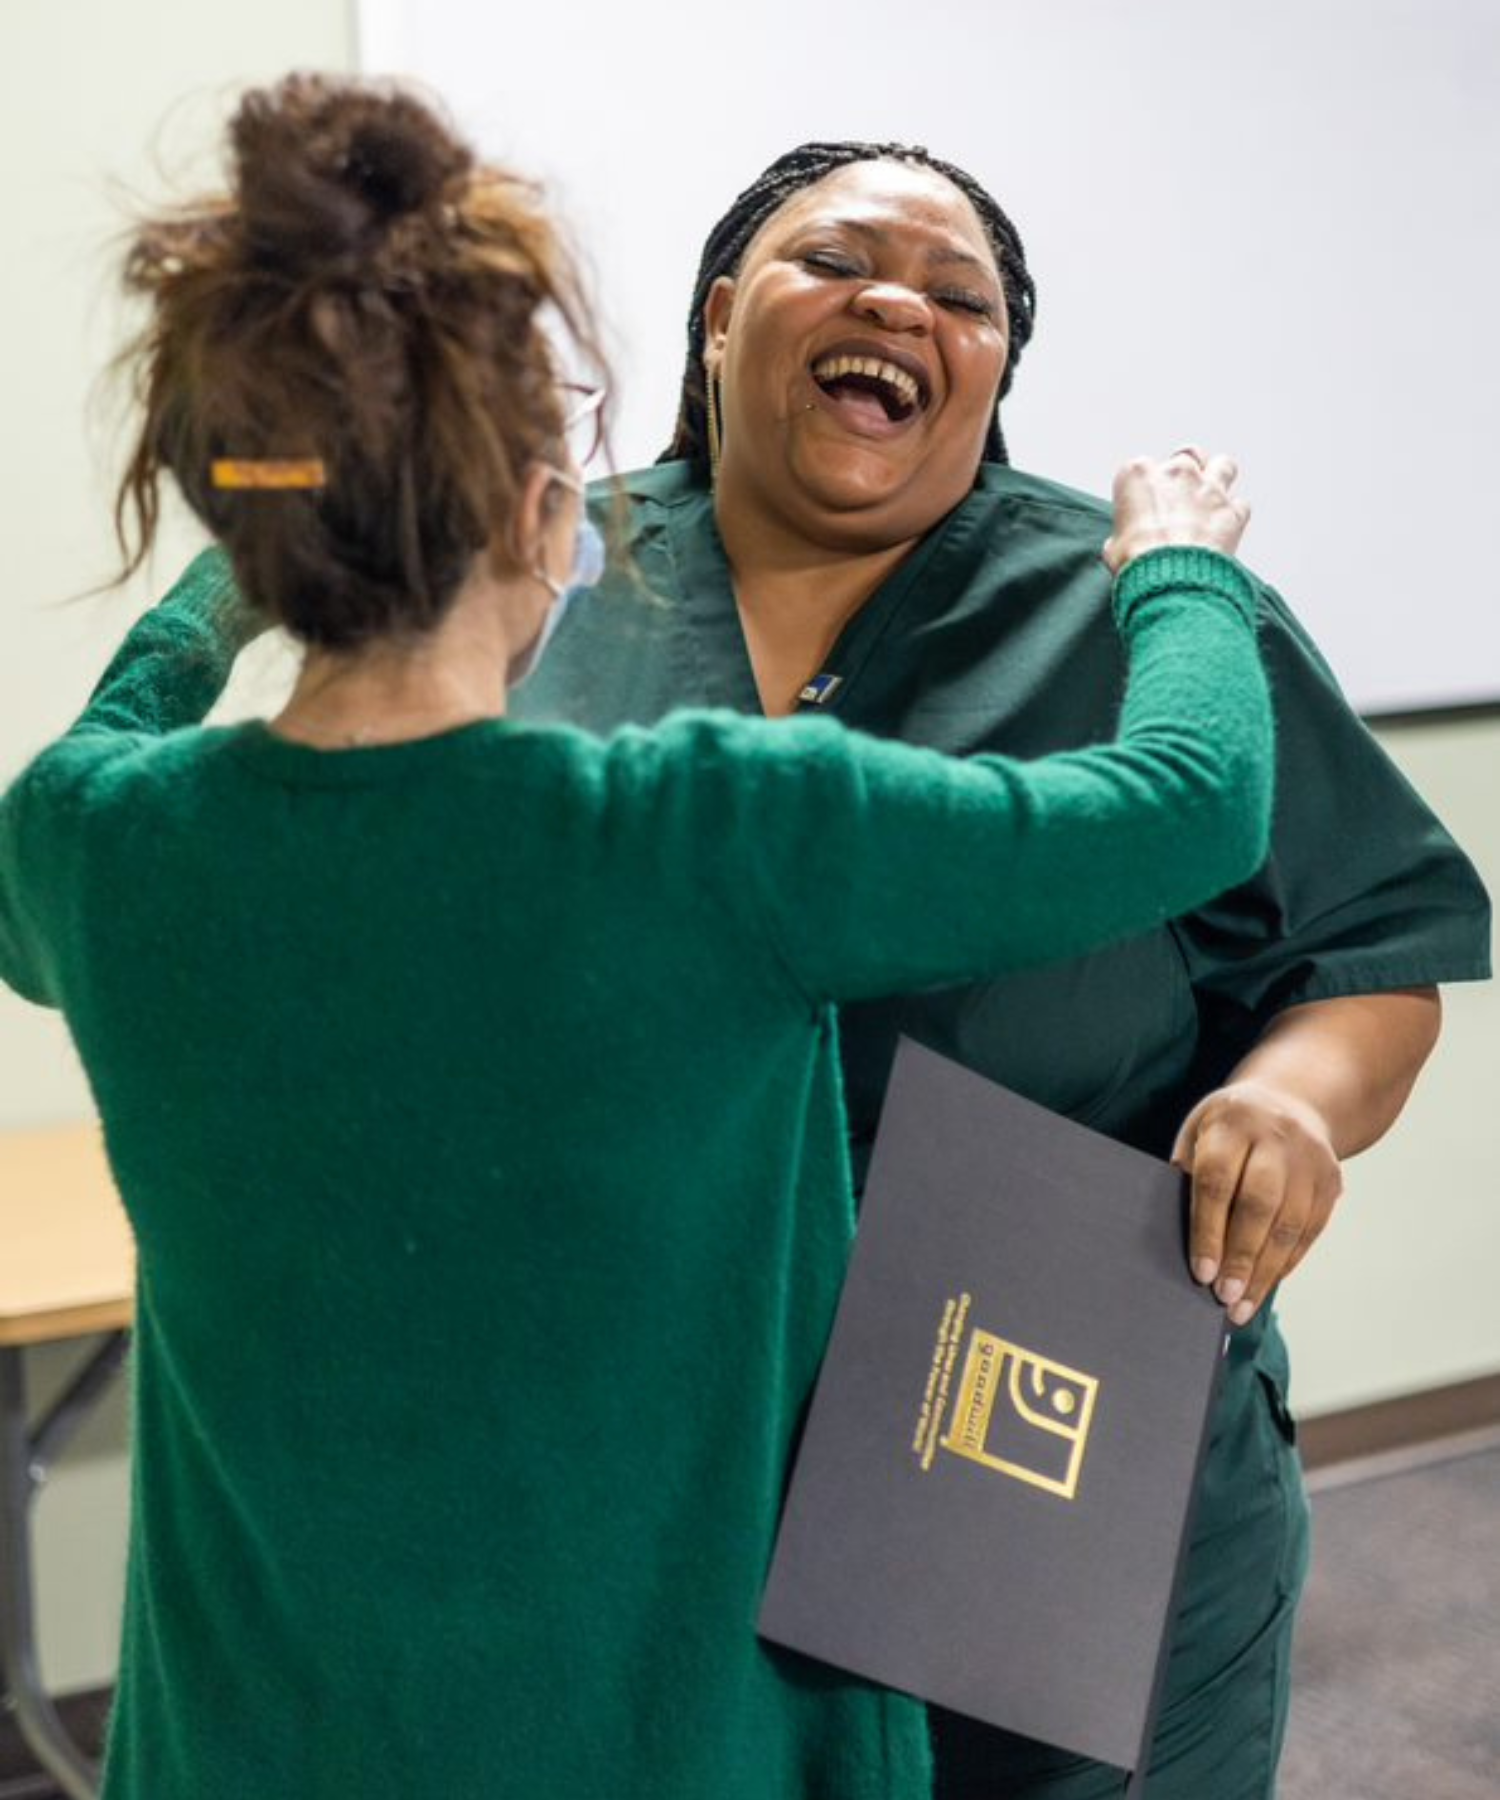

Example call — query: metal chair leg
[0,1344,113,1800]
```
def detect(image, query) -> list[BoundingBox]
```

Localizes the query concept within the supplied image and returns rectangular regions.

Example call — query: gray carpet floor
[1280,1440,1500,1799]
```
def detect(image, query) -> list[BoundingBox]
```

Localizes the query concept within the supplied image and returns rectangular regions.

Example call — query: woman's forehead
[746,160,997,273]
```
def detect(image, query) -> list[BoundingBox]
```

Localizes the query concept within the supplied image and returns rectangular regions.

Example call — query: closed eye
[801,249,864,279]
[935,287,999,319]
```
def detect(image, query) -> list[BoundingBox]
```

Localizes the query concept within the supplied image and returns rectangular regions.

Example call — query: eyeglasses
[559,382,607,471]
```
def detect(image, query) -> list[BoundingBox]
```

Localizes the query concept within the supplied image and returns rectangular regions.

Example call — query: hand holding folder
[759,1038,1230,1790]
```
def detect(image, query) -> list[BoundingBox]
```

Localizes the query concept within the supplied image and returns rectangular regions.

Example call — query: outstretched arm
[704,449,1276,1003]
[1174,987,1442,1324]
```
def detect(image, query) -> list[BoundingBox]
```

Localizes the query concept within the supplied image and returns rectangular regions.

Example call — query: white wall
[0,0,1493,1700]
[360,0,1500,716]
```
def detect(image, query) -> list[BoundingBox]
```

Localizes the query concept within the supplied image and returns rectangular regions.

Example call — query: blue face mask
[515,514,606,684]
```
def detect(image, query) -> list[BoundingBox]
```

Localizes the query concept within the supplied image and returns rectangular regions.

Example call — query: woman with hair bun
[0,76,1277,1798]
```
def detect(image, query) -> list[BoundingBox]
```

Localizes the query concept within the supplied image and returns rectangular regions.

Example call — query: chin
[792,445,960,543]
[796,438,910,501]
[803,493,934,554]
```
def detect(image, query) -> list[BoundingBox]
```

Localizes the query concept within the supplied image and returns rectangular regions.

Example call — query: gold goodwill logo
[918,1297,1099,1500]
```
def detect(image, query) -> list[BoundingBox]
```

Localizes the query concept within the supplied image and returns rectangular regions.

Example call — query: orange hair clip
[210,458,327,491]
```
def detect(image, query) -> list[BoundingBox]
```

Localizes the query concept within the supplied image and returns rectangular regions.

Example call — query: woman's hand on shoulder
[1172,1078,1344,1327]
[1102,446,1251,575]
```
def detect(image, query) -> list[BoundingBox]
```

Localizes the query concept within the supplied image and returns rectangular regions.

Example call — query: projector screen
[357,0,1500,716]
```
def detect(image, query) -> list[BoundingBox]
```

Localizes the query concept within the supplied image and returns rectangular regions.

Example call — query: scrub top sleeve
[714,556,1275,1005]
[1171,583,1492,1023]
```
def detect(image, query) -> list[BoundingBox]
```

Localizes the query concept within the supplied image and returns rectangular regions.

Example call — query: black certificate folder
[758,1038,1227,1777]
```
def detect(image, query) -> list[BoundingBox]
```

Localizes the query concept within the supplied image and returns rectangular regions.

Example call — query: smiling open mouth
[811,353,927,423]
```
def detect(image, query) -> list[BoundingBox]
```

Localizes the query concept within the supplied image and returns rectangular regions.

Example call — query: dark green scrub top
[519,459,1491,1384]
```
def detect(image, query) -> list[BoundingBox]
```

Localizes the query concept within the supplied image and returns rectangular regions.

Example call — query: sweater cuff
[1112,546,1258,634]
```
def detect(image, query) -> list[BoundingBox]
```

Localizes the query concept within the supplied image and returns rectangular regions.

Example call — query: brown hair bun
[232,76,471,279]
[114,73,610,649]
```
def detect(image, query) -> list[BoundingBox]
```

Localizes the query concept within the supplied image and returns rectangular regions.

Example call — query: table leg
[0,1346,105,1800]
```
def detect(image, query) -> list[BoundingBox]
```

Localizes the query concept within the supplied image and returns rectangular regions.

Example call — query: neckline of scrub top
[655,467,1014,721]
[659,483,765,716]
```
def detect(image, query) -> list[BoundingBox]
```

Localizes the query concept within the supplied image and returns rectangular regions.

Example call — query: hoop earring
[705,370,723,484]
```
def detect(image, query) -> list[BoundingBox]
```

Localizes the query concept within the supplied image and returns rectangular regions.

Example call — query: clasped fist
[1103,445,1251,575]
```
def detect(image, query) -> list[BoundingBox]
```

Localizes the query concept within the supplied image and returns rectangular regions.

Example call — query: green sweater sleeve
[0,549,245,1006]
[57,548,249,738]
[651,545,1275,1005]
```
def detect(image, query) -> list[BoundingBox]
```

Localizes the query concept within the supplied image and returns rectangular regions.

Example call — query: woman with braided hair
[516,141,1491,1797]
[0,79,1296,1798]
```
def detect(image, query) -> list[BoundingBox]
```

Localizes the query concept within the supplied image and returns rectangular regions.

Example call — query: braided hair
[661,141,1036,469]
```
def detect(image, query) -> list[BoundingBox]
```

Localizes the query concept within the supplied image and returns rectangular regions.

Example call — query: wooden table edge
[0,1297,135,1349]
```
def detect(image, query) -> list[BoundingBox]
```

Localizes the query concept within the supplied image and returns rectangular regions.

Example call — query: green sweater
[0,545,1269,1799]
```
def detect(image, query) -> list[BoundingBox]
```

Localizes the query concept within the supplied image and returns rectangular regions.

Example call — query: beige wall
[1,0,1495,1698]
[1275,718,1499,1414]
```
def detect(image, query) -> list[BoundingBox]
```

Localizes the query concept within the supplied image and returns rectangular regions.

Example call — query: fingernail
[1192,1258,1218,1286]
[1217,1277,1246,1307]
[1230,1300,1255,1327]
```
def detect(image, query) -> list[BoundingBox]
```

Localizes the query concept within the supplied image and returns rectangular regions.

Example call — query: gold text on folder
[936,1319,1099,1500]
